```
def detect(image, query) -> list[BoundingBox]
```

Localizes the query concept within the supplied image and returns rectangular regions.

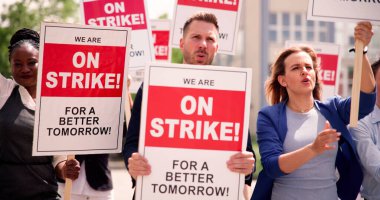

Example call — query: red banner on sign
[145,86,245,151]
[318,54,338,86]
[83,0,147,30]
[177,0,239,11]
[41,43,126,97]
[152,30,170,61]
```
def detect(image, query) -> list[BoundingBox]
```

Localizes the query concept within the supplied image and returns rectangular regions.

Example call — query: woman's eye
[29,61,37,66]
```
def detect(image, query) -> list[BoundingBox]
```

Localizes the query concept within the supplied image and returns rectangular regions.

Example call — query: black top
[76,154,113,191]
[0,86,59,200]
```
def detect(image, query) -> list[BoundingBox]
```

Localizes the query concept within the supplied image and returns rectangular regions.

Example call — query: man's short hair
[182,12,219,36]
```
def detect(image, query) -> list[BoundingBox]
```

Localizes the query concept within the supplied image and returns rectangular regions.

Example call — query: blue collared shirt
[350,105,380,200]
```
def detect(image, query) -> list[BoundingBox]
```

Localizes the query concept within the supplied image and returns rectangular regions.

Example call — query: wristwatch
[349,46,368,54]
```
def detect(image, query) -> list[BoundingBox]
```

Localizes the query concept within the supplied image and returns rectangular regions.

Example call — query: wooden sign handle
[349,40,364,128]
[63,155,75,200]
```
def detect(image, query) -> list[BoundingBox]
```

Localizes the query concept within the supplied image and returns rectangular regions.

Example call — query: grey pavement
[110,160,134,200]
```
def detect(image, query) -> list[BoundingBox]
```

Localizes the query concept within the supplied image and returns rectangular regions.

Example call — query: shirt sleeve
[256,108,287,179]
[53,155,67,168]
[0,74,16,109]
[122,83,143,188]
[334,90,376,125]
[350,117,380,183]
[244,131,255,186]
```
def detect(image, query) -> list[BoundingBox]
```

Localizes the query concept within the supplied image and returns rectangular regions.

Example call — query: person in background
[350,58,380,200]
[59,154,114,200]
[0,28,80,200]
[252,21,375,200]
[123,12,256,200]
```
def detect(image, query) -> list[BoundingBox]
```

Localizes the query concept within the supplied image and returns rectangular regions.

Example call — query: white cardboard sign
[80,0,155,68]
[171,0,243,55]
[308,0,380,24]
[136,63,252,200]
[33,22,131,156]
[151,19,172,62]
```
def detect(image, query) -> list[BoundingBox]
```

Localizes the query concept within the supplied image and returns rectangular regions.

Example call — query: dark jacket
[75,154,113,191]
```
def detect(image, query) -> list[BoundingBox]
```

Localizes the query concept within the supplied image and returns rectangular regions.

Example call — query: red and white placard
[151,19,171,62]
[286,41,341,100]
[80,0,155,68]
[136,63,252,200]
[33,22,131,155]
[171,0,243,55]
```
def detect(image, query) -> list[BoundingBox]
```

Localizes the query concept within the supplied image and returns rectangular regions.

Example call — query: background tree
[0,0,78,77]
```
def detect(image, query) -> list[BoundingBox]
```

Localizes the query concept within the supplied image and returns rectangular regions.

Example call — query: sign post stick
[349,40,364,127]
[64,155,75,200]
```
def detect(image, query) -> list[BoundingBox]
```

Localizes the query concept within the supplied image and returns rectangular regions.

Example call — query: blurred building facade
[213,0,380,132]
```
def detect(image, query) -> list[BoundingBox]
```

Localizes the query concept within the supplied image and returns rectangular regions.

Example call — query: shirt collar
[370,105,380,124]
[18,86,36,110]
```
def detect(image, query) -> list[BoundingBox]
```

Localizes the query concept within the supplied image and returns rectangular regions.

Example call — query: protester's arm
[354,21,375,93]
[256,108,286,178]
[278,121,340,174]
[350,120,380,183]
[122,84,151,187]
[123,84,143,167]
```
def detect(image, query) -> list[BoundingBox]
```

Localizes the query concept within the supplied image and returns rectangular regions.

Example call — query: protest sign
[80,0,154,68]
[136,63,252,200]
[33,22,131,156]
[286,41,341,101]
[308,0,380,24]
[307,0,380,126]
[151,19,171,62]
[171,0,243,55]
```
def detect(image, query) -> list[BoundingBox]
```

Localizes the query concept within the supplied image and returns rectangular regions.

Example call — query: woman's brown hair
[265,46,322,105]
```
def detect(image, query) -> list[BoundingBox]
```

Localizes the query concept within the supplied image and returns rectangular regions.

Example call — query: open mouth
[21,75,33,79]
[302,78,310,84]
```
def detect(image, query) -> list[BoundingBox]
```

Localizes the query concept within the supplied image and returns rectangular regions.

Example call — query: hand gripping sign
[80,0,155,68]
[285,41,341,101]
[136,63,252,200]
[308,0,380,127]
[171,0,243,55]
[33,22,131,156]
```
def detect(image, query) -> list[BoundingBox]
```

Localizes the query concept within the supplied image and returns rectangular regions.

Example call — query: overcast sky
[0,0,175,19]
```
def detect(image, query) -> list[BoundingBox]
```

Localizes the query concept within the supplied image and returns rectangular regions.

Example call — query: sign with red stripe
[171,0,243,55]
[151,20,171,62]
[81,0,155,68]
[136,63,252,200]
[177,0,239,12]
[33,22,131,156]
